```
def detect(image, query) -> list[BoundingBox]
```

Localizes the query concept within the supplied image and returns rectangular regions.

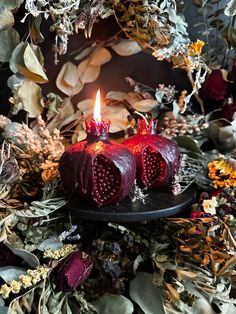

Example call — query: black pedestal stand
[67,186,196,223]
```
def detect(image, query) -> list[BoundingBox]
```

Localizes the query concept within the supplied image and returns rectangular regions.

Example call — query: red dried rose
[190,211,212,218]
[201,69,231,101]
[53,251,93,292]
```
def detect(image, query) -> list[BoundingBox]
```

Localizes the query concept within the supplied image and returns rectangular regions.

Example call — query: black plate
[67,186,196,222]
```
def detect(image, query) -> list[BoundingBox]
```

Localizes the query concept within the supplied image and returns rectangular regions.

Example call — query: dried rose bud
[53,251,93,292]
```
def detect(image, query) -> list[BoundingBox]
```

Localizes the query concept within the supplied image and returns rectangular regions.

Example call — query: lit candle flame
[93,89,101,123]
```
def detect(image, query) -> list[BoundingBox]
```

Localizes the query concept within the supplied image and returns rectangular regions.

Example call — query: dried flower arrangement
[0,0,236,313]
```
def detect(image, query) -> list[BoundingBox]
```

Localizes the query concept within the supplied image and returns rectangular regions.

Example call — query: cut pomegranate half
[142,146,168,187]
[92,154,121,205]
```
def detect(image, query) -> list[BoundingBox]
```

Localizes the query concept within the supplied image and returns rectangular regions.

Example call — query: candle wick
[134,111,149,126]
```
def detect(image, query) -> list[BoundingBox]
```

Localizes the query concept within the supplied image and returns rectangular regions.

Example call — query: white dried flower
[202,197,218,215]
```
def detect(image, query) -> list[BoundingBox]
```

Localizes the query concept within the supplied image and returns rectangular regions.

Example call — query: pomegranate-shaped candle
[123,118,180,188]
[59,90,136,206]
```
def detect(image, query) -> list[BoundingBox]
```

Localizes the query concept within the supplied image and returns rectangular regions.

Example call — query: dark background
[0,2,204,117]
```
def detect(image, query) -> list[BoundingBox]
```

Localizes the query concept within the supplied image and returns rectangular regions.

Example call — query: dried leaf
[0,8,14,30]
[47,99,76,131]
[104,106,130,133]
[165,283,180,301]
[7,74,24,92]
[92,293,134,314]
[130,272,165,314]
[0,27,19,62]
[17,80,43,118]
[77,59,100,84]
[106,91,127,101]
[125,92,143,105]
[0,266,26,282]
[10,42,26,73]
[133,255,144,274]
[176,269,198,281]
[77,99,93,114]
[74,46,96,61]
[0,0,24,10]
[9,288,36,314]
[111,39,141,56]
[132,99,159,112]
[38,237,63,252]
[30,15,44,44]
[174,136,203,155]
[72,128,87,143]
[89,47,112,66]
[56,61,83,96]
[16,197,68,218]
[22,43,48,83]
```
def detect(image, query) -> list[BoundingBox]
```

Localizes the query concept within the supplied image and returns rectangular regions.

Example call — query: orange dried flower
[188,39,205,56]
[208,159,236,189]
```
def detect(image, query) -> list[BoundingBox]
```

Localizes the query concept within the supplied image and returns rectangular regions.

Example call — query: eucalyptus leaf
[56,61,83,96]
[5,242,40,268]
[89,47,112,66]
[130,272,165,314]
[77,59,100,84]
[132,99,159,112]
[10,42,27,73]
[92,293,134,314]
[0,0,24,10]
[17,79,43,118]
[0,266,27,282]
[133,255,144,274]
[16,197,68,218]
[30,43,44,66]
[77,99,93,113]
[7,74,24,92]
[111,39,141,56]
[174,136,203,155]
[0,8,14,30]
[106,91,127,101]
[47,99,77,131]
[74,46,96,61]
[38,237,63,252]
[0,304,8,314]
[8,288,36,314]
[105,106,130,133]
[30,15,44,44]
[22,43,48,83]
[0,27,20,62]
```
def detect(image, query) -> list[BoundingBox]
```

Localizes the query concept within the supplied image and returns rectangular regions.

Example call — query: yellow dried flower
[9,280,22,294]
[0,284,11,298]
[188,39,205,55]
[19,275,33,288]
[43,244,77,259]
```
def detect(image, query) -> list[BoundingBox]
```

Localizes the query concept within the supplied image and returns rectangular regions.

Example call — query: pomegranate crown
[85,119,110,142]
[137,118,158,135]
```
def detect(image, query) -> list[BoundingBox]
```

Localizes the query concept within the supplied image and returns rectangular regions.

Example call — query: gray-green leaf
[0,8,14,30]
[92,293,134,314]
[0,27,19,62]
[0,266,26,282]
[130,272,164,314]
[0,0,24,10]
